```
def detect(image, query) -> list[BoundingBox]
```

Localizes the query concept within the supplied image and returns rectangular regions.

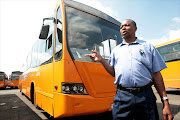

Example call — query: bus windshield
[65,6,122,62]
[11,72,22,81]
[0,73,4,81]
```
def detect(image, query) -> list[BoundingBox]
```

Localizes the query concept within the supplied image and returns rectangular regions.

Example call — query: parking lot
[0,87,180,120]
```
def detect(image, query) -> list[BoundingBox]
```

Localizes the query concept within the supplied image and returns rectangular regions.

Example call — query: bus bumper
[53,92,114,118]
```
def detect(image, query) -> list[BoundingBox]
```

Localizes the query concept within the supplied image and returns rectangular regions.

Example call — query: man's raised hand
[84,50,102,62]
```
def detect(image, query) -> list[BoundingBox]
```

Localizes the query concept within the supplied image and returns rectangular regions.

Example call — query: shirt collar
[120,38,143,46]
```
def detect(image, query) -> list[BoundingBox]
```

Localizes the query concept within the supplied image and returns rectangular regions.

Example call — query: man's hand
[85,50,115,76]
[162,101,174,120]
[84,50,102,62]
[153,72,174,120]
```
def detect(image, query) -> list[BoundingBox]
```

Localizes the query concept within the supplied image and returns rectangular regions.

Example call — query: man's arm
[153,71,173,120]
[85,50,115,77]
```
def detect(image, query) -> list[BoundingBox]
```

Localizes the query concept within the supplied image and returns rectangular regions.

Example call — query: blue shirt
[108,38,167,87]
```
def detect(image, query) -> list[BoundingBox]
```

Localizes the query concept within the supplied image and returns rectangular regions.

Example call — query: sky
[0,0,180,75]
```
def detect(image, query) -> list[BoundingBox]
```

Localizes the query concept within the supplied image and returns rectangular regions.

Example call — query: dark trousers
[112,87,159,120]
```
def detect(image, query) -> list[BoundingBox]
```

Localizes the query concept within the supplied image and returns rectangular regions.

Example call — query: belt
[117,82,153,93]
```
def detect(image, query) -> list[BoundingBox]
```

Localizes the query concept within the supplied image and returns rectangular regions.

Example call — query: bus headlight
[62,83,88,95]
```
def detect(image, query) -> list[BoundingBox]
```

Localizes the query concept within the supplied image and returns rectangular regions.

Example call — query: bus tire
[31,84,35,104]
[31,83,39,109]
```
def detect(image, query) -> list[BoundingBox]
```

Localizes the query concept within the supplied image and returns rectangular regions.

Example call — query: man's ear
[135,26,137,32]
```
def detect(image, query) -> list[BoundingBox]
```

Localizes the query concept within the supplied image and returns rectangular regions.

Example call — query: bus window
[169,44,180,52]
[48,35,52,49]
[38,40,47,65]
[157,41,180,62]
[38,18,54,65]
[31,41,39,68]
[0,73,4,81]
[55,7,63,61]
[159,46,169,54]
[27,50,32,69]
[42,35,53,65]
[55,28,63,61]
[38,34,53,65]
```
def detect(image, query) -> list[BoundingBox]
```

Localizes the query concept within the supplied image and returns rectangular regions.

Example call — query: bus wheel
[31,85,34,104]
[31,84,39,109]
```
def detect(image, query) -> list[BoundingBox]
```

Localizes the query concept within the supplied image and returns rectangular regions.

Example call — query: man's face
[120,20,137,39]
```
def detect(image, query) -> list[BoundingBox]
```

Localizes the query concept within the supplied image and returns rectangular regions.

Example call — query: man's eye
[120,24,131,29]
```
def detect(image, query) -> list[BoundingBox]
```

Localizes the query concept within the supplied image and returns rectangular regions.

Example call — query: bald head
[124,19,136,27]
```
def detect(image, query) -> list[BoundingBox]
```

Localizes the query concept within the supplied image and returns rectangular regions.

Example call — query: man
[85,19,173,120]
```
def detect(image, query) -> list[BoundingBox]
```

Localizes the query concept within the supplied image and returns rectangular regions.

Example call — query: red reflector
[54,85,58,90]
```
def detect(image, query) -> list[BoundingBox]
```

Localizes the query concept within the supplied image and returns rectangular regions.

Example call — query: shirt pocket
[133,48,151,66]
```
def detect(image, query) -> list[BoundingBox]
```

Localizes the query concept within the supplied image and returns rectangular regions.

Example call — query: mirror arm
[42,17,62,25]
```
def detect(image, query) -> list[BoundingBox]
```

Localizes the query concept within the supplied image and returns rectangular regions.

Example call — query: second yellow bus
[156,38,180,89]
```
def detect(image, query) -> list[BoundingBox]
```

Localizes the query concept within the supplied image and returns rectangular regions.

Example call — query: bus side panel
[21,74,27,95]
[22,84,27,95]
[161,61,180,88]
[34,63,54,116]
[36,92,54,116]
[22,72,30,97]
[26,72,33,99]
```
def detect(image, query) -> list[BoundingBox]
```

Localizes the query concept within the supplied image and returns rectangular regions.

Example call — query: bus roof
[11,71,23,74]
[156,38,180,48]
[63,0,121,26]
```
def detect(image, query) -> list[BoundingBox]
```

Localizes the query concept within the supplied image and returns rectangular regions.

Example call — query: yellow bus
[9,71,23,88]
[0,71,8,89]
[20,0,122,118]
[156,38,180,89]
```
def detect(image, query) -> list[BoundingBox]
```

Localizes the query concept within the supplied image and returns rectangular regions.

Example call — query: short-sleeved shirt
[108,38,167,87]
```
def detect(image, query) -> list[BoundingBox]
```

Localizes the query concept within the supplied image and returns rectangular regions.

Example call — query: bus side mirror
[39,25,50,39]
